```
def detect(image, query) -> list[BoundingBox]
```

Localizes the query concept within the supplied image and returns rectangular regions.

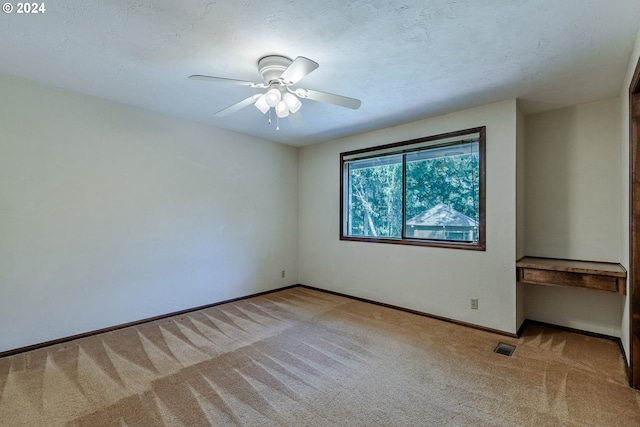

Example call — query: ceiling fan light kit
[275,99,290,118]
[254,94,270,114]
[264,88,282,107]
[283,92,302,113]
[189,55,361,129]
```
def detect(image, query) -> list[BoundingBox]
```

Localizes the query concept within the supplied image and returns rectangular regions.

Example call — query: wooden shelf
[516,256,627,295]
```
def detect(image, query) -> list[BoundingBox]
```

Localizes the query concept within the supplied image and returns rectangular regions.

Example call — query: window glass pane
[340,127,485,250]
[405,142,479,242]
[347,154,403,238]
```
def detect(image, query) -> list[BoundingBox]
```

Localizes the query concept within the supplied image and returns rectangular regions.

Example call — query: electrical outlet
[470,298,478,310]
[281,270,285,278]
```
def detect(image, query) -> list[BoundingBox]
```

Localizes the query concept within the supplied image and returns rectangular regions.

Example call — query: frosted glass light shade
[254,94,269,114]
[275,100,289,118]
[265,88,282,107]
[283,92,302,113]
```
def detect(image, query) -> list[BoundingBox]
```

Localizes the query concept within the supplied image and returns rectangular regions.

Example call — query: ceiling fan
[189,55,361,128]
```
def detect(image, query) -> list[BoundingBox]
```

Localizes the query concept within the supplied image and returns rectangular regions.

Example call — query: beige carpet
[1,286,639,426]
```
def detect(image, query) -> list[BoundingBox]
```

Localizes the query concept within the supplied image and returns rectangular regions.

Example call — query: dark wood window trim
[340,126,486,251]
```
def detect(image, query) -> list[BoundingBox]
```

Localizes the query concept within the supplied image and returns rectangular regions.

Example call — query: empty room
[2,0,640,425]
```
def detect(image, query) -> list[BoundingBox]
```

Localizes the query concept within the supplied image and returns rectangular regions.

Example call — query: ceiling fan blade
[280,57,319,85]
[288,110,306,128]
[295,88,361,109]
[214,94,262,117]
[189,75,266,88]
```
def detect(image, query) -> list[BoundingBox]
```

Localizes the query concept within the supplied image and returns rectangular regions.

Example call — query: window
[340,127,485,250]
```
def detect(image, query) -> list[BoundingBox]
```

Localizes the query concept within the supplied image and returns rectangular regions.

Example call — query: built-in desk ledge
[516,256,627,295]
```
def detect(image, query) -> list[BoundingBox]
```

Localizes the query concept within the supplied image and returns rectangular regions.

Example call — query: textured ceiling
[1,0,639,146]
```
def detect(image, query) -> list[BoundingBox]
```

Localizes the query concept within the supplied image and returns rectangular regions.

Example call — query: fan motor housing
[258,55,292,83]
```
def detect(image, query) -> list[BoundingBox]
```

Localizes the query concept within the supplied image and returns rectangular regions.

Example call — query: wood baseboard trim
[298,284,519,338]
[0,285,299,359]
[7,284,625,369]
[522,319,620,341]
[521,319,631,383]
[516,319,528,338]
[303,285,631,375]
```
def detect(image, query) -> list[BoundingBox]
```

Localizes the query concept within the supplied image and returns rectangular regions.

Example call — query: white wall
[298,99,519,334]
[524,98,621,261]
[523,97,623,337]
[620,25,640,362]
[0,76,299,353]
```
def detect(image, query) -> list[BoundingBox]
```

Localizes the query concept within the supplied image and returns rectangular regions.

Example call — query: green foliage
[406,153,479,221]
[348,161,402,237]
[347,151,479,238]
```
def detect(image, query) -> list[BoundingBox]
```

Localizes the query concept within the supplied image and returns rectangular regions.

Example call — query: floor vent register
[494,342,516,357]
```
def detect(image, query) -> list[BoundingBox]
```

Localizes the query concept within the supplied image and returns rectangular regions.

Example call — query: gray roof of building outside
[406,203,478,227]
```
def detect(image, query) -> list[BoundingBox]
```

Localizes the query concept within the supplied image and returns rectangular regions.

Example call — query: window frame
[340,126,486,251]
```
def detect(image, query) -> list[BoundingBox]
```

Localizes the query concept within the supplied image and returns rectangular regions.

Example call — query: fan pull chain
[266,108,279,131]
